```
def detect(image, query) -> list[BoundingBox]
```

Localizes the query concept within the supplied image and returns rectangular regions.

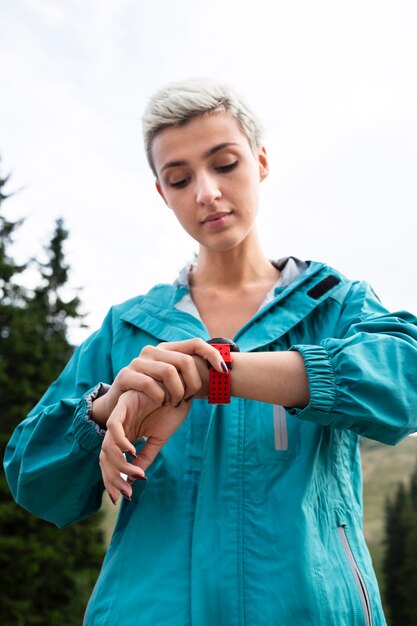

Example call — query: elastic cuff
[288,344,337,414]
[85,383,111,436]
[73,383,110,452]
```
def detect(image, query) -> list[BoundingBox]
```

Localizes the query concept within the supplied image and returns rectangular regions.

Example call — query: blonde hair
[142,78,263,176]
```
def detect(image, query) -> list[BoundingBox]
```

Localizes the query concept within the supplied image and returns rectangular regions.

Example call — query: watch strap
[208,343,232,404]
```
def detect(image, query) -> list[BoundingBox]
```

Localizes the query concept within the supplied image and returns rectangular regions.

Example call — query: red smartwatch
[206,338,240,404]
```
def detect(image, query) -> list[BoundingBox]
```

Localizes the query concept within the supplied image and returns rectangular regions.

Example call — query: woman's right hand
[95,339,226,503]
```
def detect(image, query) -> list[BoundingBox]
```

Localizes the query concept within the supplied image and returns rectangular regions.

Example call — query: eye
[169,176,191,189]
[215,161,238,173]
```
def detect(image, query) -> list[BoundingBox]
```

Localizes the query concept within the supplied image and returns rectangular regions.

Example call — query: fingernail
[120,489,131,501]
[124,450,137,458]
[136,475,148,482]
[184,395,194,402]
[175,400,182,408]
[221,361,229,373]
[108,492,117,506]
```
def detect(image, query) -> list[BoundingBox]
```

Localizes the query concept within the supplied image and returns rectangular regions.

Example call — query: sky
[1,0,416,343]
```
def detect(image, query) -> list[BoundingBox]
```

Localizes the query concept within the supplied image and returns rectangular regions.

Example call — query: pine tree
[0,165,105,626]
[400,495,417,625]
[383,460,417,626]
[383,484,408,625]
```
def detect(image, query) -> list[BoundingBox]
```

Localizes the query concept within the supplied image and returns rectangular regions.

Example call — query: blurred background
[1,0,417,339]
[1,1,416,624]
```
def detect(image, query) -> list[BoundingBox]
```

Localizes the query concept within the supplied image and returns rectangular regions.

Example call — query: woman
[5,78,417,626]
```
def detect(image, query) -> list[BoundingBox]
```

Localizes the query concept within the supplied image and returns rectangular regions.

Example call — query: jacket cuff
[287,344,337,417]
[73,384,110,453]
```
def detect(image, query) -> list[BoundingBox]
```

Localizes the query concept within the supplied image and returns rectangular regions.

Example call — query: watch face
[207,338,240,352]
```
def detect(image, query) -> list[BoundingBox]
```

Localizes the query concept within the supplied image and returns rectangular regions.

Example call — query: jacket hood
[119,260,350,352]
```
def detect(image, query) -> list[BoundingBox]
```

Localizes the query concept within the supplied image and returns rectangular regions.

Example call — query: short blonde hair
[142,78,263,176]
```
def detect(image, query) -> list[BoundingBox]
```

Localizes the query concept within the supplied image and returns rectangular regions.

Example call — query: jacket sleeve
[3,308,116,528]
[288,281,417,445]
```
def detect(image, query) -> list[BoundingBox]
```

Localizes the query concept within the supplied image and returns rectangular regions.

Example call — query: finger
[130,356,189,405]
[140,349,202,401]
[114,368,167,406]
[134,439,165,472]
[100,446,128,503]
[100,436,146,502]
[102,464,131,502]
[100,441,146,480]
[102,461,143,503]
[156,338,228,373]
[106,395,139,458]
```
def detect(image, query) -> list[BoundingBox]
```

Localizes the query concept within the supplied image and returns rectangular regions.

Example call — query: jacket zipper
[338,526,373,626]
[273,405,288,450]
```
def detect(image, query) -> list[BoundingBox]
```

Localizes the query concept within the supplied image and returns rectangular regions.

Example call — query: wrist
[91,391,112,427]
[192,355,210,399]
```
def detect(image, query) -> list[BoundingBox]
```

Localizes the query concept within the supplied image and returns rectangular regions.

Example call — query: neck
[190,230,278,290]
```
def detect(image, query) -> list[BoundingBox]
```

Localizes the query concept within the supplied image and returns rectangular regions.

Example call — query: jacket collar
[120,261,349,351]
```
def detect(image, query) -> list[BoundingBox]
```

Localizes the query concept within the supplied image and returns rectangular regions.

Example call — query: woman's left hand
[100,390,191,503]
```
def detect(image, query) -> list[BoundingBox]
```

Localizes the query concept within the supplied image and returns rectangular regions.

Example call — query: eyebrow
[160,142,239,174]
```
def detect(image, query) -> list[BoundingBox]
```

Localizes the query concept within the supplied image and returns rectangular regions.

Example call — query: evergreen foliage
[383,459,417,626]
[0,165,105,625]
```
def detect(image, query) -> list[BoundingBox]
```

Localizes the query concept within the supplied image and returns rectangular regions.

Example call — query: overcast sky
[1,0,416,343]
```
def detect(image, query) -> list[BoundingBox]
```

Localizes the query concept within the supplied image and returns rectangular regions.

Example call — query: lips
[201,211,232,224]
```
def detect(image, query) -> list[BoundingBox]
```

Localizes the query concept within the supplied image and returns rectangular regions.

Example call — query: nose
[195,173,221,206]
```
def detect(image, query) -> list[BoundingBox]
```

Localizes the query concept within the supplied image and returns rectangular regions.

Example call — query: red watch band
[208,343,232,404]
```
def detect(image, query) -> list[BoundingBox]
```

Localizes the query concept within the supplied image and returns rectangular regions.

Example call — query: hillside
[361,435,417,586]
[362,436,417,542]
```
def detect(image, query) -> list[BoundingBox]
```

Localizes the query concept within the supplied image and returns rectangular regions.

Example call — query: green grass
[362,437,417,543]
[361,436,417,599]
[100,493,120,546]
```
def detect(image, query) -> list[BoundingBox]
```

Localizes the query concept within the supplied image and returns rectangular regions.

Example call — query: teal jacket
[4,260,417,626]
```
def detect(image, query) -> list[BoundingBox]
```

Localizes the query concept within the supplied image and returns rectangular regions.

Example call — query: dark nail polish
[136,475,148,482]
[108,492,117,506]
[184,395,194,402]
[175,400,182,408]
[120,489,131,501]
[221,361,229,373]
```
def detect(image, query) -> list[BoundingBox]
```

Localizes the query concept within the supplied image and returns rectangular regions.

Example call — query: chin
[200,233,251,254]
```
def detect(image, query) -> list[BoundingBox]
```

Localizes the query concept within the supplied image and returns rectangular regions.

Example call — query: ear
[155,180,170,207]
[258,146,269,182]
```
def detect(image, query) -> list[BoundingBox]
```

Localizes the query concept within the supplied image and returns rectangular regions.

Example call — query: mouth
[201,211,232,225]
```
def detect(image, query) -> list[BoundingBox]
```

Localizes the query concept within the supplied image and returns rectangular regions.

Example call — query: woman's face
[152,112,268,253]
